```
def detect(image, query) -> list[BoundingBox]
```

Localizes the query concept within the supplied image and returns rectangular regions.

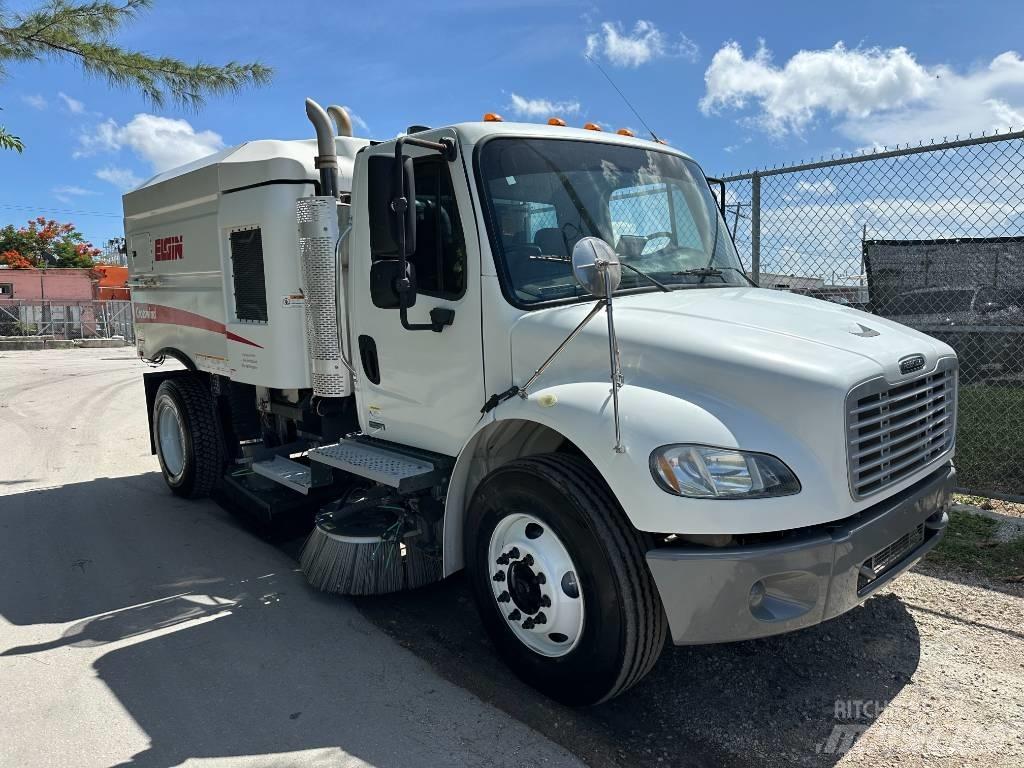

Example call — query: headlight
[649,444,801,499]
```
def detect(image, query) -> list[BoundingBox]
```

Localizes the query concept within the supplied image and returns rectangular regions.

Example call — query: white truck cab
[125,101,956,705]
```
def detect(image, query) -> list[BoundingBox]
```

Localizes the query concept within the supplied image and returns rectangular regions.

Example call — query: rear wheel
[153,376,225,498]
[465,453,667,705]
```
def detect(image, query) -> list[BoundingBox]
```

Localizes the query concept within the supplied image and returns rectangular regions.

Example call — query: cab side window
[369,155,466,300]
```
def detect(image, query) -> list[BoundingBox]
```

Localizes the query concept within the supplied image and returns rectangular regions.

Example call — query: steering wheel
[641,231,674,255]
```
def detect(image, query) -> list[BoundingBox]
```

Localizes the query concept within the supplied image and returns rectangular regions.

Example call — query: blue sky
[3,0,1024,247]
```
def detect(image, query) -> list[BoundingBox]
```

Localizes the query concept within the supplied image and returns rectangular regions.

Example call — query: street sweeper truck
[124,99,958,705]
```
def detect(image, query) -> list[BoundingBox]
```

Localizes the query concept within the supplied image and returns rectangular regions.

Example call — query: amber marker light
[483,112,504,122]
[583,122,603,131]
[616,128,635,137]
[548,117,567,126]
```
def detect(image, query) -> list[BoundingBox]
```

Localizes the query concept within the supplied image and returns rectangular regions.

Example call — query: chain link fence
[721,130,1024,499]
[0,300,135,342]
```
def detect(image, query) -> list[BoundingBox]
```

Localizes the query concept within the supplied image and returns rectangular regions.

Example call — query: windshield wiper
[673,267,723,278]
[673,266,755,286]
[529,254,670,292]
[621,262,671,292]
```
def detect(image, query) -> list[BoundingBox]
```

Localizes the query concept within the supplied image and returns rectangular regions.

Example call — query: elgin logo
[155,235,183,262]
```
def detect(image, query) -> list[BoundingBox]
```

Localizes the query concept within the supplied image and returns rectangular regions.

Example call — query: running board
[251,456,315,495]
[308,439,440,493]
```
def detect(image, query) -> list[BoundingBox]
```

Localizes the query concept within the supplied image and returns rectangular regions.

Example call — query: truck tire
[465,453,667,705]
[152,376,225,498]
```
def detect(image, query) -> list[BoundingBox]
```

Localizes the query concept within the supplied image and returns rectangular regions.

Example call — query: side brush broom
[300,489,443,596]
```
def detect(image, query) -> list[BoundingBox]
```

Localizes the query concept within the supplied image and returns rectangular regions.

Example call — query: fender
[441,380,835,575]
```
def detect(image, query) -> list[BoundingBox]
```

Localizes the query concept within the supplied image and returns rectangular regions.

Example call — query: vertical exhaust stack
[298,98,353,398]
[327,105,353,137]
[305,98,338,198]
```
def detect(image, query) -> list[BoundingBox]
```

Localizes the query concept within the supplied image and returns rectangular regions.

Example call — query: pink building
[0,268,97,301]
[0,268,100,337]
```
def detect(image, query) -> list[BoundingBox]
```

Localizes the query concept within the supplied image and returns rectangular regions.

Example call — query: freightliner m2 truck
[124,100,957,705]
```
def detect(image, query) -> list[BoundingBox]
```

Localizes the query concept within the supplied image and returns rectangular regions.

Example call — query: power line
[583,53,662,143]
[0,203,122,219]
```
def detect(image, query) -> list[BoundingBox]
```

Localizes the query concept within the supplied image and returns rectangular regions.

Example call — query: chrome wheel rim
[487,512,584,657]
[156,399,186,481]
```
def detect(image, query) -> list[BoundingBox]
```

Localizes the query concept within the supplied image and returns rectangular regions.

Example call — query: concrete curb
[0,338,127,350]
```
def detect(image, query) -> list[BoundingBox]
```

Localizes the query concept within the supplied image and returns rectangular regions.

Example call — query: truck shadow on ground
[355,565,924,768]
[0,473,923,768]
[0,474,580,768]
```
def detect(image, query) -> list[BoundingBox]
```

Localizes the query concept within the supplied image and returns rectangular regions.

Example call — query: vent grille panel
[229,228,268,323]
[847,359,957,499]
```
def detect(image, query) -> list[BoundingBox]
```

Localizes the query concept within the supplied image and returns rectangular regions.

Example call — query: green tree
[0,0,271,149]
[0,217,101,268]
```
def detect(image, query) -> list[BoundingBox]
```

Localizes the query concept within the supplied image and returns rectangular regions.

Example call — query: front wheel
[465,453,667,705]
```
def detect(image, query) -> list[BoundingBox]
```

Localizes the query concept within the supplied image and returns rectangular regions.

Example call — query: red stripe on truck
[133,303,263,348]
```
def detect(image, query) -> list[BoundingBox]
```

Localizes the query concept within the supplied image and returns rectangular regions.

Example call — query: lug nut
[497,591,510,603]
[507,547,520,559]
[508,609,521,621]
[496,554,509,565]
[522,617,536,629]
[492,571,505,582]
[534,611,547,625]
[536,573,546,584]
[522,554,534,567]
[540,595,551,608]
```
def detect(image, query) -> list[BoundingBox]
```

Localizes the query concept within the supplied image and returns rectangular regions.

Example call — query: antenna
[584,53,662,143]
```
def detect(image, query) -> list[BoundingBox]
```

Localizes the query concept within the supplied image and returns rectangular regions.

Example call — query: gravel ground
[4,349,1021,767]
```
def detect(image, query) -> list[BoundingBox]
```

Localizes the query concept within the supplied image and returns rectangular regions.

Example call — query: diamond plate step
[309,439,438,493]
[251,456,314,495]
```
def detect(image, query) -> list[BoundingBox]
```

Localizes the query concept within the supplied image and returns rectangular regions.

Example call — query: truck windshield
[478,137,749,305]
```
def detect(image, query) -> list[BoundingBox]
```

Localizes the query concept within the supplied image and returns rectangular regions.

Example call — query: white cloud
[52,185,97,203]
[701,41,1024,146]
[58,92,85,114]
[793,179,838,196]
[22,94,47,110]
[508,93,581,119]
[96,166,143,191]
[585,20,698,68]
[77,113,224,173]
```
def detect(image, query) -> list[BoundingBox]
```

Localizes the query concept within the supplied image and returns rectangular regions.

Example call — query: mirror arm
[392,134,460,300]
[399,303,455,333]
[706,176,726,217]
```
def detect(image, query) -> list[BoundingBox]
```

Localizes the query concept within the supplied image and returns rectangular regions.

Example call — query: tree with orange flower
[0,217,101,269]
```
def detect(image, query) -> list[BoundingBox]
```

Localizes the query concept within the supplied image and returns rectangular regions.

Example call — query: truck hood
[510,287,955,398]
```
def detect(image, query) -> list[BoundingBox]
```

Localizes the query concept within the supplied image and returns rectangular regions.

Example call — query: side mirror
[390,155,416,258]
[370,260,418,309]
[572,237,622,296]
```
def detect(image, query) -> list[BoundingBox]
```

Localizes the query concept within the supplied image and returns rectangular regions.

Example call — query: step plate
[251,456,313,495]
[309,441,436,492]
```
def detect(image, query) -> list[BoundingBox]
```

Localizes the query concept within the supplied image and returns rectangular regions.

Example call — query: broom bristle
[300,514,443,596]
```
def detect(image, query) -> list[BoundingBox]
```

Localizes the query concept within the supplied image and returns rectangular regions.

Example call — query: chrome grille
[847,358,957,499]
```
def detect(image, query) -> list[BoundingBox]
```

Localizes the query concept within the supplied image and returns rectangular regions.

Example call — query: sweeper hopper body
[125,101,958,705]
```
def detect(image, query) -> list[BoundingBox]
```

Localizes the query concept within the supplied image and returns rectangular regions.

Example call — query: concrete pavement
[0,349,584,768]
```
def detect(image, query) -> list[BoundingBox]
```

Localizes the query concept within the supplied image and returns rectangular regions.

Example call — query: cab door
[348,131,484,456]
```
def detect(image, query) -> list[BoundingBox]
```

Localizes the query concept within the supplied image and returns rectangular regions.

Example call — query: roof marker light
[484,112,504,122]
[548,117,567,127]
[616,128,635,137]
[583,122,603,131]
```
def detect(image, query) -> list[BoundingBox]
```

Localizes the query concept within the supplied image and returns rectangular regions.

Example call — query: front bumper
[646,462,954,644]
